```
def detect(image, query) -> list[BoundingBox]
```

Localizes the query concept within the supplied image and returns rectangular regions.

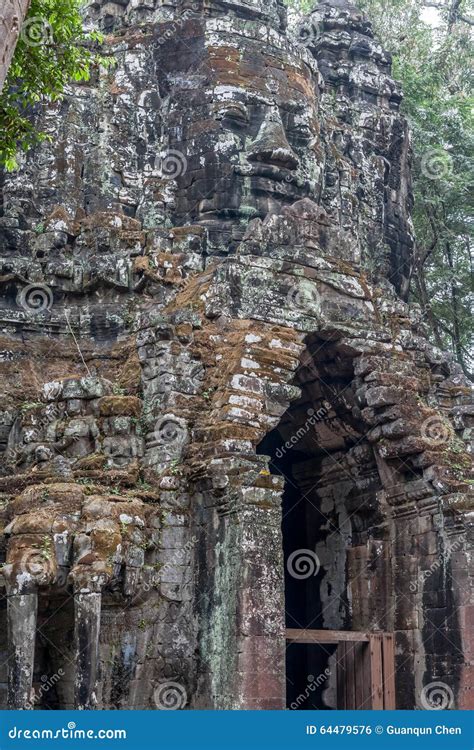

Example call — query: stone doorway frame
[286,629,396,709]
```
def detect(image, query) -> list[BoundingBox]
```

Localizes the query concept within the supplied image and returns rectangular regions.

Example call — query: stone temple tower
[0,0,472,711]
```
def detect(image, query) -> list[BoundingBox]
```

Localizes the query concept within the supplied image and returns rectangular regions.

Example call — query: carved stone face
[157,18,322,249]
[87,0,287,33]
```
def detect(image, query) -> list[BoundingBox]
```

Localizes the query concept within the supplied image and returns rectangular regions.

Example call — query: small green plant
[40,536,52,560]
[20,401,42,413]
[137,477,152,490]
[448,438,466,455]
[169,459,183,476]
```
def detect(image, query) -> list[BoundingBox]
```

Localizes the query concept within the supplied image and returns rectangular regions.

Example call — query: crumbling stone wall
[0,0,472,711]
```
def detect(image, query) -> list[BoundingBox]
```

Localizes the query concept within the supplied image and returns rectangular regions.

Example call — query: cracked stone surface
[0,0,472,710]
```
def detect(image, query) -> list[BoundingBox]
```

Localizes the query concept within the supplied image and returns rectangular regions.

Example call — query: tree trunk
[0,0,31,94]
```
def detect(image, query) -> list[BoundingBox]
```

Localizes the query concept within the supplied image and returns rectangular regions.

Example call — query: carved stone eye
[216,102,249,126]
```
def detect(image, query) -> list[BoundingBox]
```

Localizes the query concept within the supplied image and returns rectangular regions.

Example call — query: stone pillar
[197,465,287,710]
[442,509,473,710]
[7,591,38,709]
[234,492,287,710]
[74,590,102,710]
[386,485,432,709]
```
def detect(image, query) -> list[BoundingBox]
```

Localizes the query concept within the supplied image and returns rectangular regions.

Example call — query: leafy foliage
[286,0,473,378]
[0,0,101,170]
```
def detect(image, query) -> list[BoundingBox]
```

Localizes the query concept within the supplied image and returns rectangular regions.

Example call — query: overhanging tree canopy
[0,0,100,170]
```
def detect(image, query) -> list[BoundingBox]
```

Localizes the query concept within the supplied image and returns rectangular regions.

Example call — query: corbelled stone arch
[255,329,471,710]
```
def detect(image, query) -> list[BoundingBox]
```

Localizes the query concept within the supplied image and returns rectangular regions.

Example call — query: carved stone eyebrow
[211,85,275,106]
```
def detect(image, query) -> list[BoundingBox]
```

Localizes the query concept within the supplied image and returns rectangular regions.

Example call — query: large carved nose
[246,109,299,170]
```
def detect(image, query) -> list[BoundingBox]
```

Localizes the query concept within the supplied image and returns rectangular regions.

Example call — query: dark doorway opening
[285,643,336,709]
[257,430,341,710]
[257,339,390,710]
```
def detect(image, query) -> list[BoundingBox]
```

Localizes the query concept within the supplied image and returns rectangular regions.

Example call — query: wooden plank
[354,642,367,709]
[369,634,384,710]
[346,640,356,709]
[361,640,372,709]
[382,634,396,709]
[287,628,396,709]
[285,629,370,644]
[336,642,347,709]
